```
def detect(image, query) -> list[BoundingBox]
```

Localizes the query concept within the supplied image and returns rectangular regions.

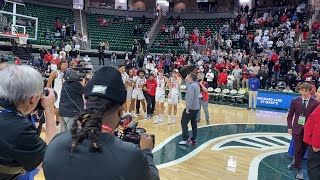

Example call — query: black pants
[99,56,105,66]
[181,109,199,141]
[145,94,155,115]
[308,146,320,180]
[136,100,140,113]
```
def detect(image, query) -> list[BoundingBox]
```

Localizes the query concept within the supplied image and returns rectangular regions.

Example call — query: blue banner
[256,91,300,110]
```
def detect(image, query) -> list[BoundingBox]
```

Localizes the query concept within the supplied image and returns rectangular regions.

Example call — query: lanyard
[101,125,114,135]
[0,109,36,127]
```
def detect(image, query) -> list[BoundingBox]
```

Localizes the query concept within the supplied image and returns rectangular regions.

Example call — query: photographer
[59,70,85,132]
[43,67,159,180]
[0,64,57,179]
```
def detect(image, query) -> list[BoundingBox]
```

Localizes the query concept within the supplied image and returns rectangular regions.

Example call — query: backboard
[0,10,38,40]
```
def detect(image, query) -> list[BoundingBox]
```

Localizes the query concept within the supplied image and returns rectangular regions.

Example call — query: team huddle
[118,65,182,124]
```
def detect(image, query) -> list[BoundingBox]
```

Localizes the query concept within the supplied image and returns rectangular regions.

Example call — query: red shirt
[273,63,281,72]
[217,72,228,84]
[146,79,157,96]
[199,82,209,102]
[281,16,288,23]
[304,106,320,149]
[53,58,60,65]
[271,53,279,63]
[191,34,198,43]
[14,57,21,65]
[44,54,53,63]
[206,29,211,37]
[199,38,206,45]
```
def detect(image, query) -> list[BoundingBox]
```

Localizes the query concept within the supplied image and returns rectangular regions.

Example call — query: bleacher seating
[87,14,152,51]
[150,18,231,53]
[2,3,74,45]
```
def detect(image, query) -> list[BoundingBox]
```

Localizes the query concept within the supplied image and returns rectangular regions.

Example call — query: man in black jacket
[43,66,159,180]
[257,70,268,89]
[285,69,297,90]
[59,69,85,132]
[0,64,57,179]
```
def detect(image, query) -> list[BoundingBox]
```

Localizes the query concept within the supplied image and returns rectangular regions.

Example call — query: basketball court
[33,102,298,180]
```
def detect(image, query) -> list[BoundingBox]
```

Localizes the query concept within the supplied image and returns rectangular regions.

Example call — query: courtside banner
[256,90,299,110]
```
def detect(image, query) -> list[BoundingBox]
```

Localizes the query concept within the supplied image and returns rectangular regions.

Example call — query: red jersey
[271,53,279,63]
[304,106,320,149]
[146,79,157,96]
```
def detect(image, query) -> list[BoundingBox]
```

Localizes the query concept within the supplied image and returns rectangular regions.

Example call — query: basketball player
[118,65,130,115]
[131,68,147,119]
[155,69,168,124]
[167,69,182,124]
[46,60,68,124]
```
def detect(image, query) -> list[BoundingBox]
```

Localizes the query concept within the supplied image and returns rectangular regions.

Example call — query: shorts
[155,93,166,103]
[127,88,133,101]
[132,90,145,100]
[168,93,179,104]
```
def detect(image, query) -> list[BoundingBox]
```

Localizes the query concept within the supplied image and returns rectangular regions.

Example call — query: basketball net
[16,33,29,45]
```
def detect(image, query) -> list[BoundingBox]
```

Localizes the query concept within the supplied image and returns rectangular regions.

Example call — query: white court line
[267,136,290,146]
[152,123,287,153]
[211,134,288,151]
[250,137,283,147]
[235,139,269,148]
[156,133,288,169]
[248,149,288,180]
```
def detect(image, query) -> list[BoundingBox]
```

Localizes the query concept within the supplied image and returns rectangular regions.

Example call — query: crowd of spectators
[138,2,320,95]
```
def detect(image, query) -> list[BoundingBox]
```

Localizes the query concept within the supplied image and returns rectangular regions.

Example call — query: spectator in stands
[14,56,21,65]
[285,69,297,90]
[217,69,228,88]
[54,18,62,31]
[227,71,235,90]
[301,22,310,41]
[206,69,214,88]
[248,74,260,111]
[6,54,13,62]
[232,65,242,89]
[273,61,281,81]
[283,85,293,93]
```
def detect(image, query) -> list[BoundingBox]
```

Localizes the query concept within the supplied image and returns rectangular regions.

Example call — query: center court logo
[152,124,290,179]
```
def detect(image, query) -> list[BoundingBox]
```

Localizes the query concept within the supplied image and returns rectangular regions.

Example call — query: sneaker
[143,113,148,119]
[287,161,295,170]
[179,140,189,145]
[296,170,303,179]
[154,117,159,124]
[171,117,176,124]
[132,113,138,118]
[190,139,197,145]
[206,121,210,125]
[158,115,163,123]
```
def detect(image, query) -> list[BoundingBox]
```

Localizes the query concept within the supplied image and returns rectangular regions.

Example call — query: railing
[0,13,8,27]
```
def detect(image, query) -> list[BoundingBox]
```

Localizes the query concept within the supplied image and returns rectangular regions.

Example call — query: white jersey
[53,70,64,108]
[121,72,129,84]
[156,76,166,95]
[133,76,146,92]
[170,77,180,94]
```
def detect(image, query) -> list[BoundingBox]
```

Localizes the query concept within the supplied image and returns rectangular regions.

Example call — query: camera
[65,67,92,82]
[116,115,155,147]
[36,89,58,110]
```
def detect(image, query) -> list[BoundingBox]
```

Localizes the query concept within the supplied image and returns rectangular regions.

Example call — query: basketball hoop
[16,33,29,45]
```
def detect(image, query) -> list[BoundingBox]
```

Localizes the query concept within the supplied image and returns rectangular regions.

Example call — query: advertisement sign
[256,91,299,110]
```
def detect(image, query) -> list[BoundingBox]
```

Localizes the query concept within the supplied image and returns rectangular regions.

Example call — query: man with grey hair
[0,65,57,179]
[179,73,200,145]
